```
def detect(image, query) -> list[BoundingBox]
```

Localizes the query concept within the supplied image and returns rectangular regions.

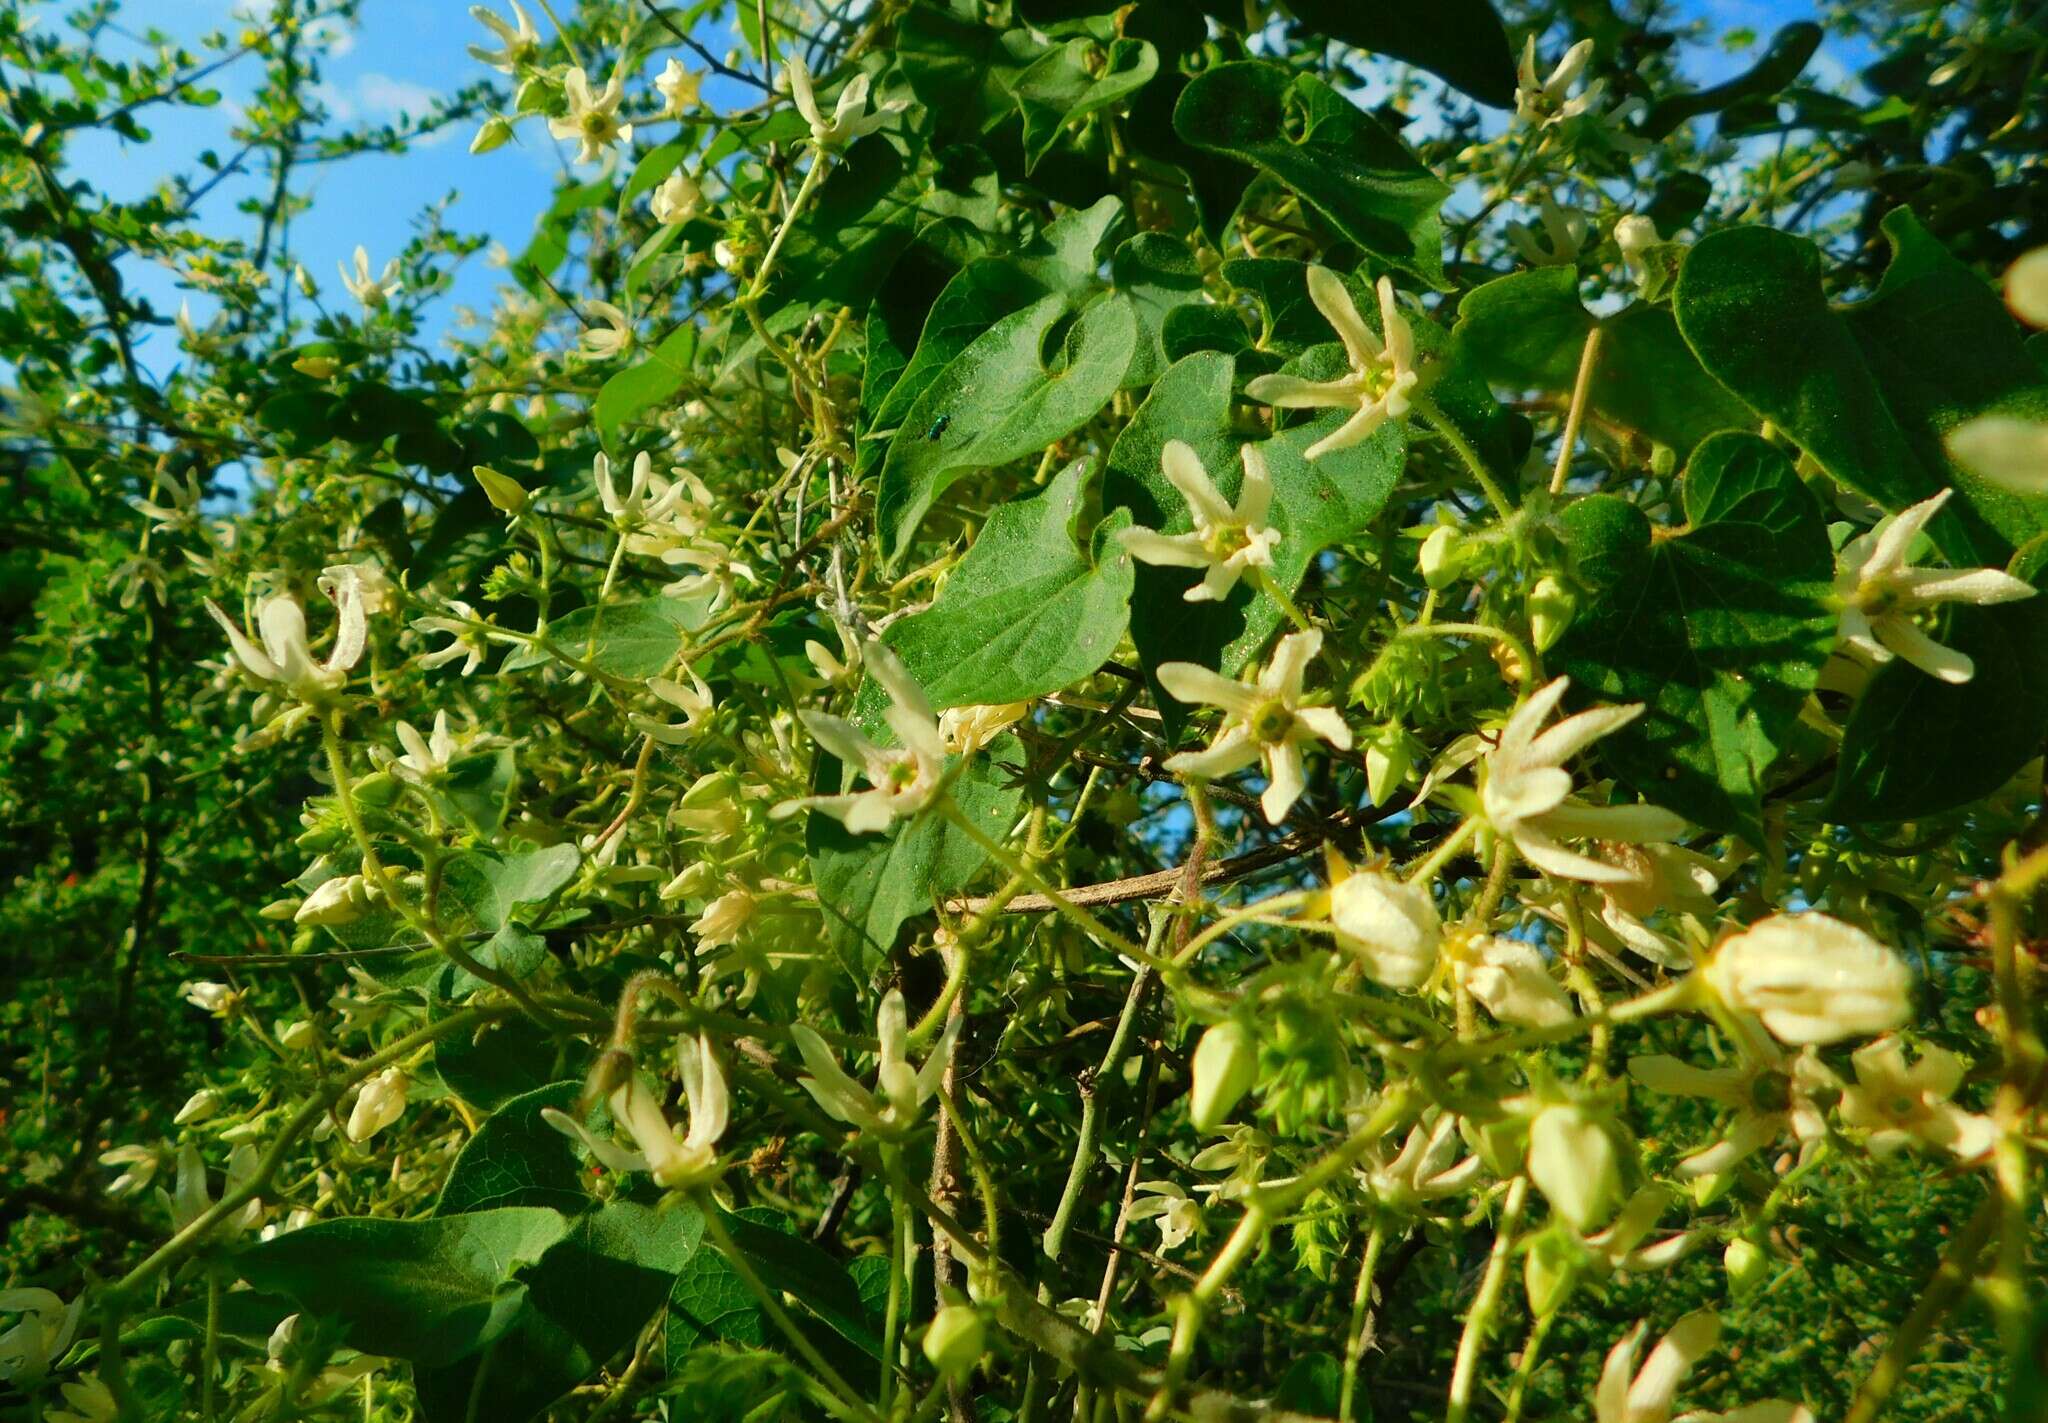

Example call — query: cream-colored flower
[181,980,241,1017]
[337,245,402,308]
[319,560,397,618]
[1583,1186,1698,1275]
[175,1088,222,1126]
[131,468,205,534]
[1508,194,1590,267]
[413,600,489,675]
[544,1035,728,1188]
[1455,934,1575,1028]
[594,451,687,526]
[99,1143,160,1198]
[206,586,369,699]
[295,873,372,927]
[1834,489,2033,683]
[0,1289,81,1384]
[654,57,702,114]
[773,642,947,834]
[1614,216,1660,284]
[1159,630,1352,824]
[1480,677,1688,884]
[1528,1103,1618,1232]
[1361,1112,1484,1209]
[790,990,958,1137]
[576,300,633,361]
[1596,1311,1811,1423]
[691,888,755,951]
[631,667,716,744]
[160,1142,263,1236]
[1127,1180,1202,1251]
[1325,861,1441,991]
[346,1068,409,1142]
[1839,1035,1996,1160]
[651,169,704,226]
[549,66,634,163]
[468,2,541,73]
[1627,1050,1836,1178]
[1244,268,1419,460]
[1703,913,1912,1045]
[393,711,460,781]
[786,56,904,149]
[1116,441,1280,602]
[937,701,1028,756]
[2006,245,2048,327]
[1948,415,2048,496]
[1517,38,1603,128]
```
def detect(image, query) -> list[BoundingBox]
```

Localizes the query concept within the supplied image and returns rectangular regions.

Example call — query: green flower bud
[1523,1228,1579,1318]
[1419,525,1460,588]
[1527,1103,1619,1233]
[473,463,529,515]
[470,116,515,155]
[1724,1237,1767,1297]
[1526,575,1574,652]
[922,1304,985,1383]
[1189,1018,1258,1133]
[353,770,400,808]
[1650,444,1678,479]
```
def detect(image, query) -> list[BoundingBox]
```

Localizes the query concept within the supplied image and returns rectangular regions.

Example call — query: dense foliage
[4,1,2048,1420]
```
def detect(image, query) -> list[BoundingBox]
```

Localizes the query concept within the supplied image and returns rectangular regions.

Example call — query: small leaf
[1011,38,1158,170]
[1284,0,1516,107]
[501,595,709,678]
[594,324,698,440]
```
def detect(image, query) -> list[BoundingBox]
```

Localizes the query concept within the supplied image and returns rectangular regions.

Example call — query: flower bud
[1363,724,1418,807]
[1526,576,1574,652]
[1524,1228,1579,1317]
[175,1088,222,1125]
[295,874,371,927]
[353,771,400,808]
[347,1068,409,1142]
[473,464,529,515]
[1614,215,1659,284]
[921,1304,985,1383]
[1703,913,1911,1045]
[1418,525,1460,588]
[1189,1019,1258,1133]
[1649,443,1678,479]
[1527,1103,1618,1233]
[1329,868,1440,991]
[293,263,317,297]
[278,1019,318,1052]
[1723,1237,1767,1297]
[292,355,339,380]
[470,115,515,155]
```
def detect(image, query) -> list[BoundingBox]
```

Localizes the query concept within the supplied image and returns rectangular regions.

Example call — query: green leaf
[437,1081,590,1212]
[1454,266,1752,457]
[434,746,517,835]
[667,1208,881,1370]
[1283,0,1516,107]
[501,595,709,677]
[1174,63,1451,288]
[1011,37,1158,170]
[1112,233,1206,389]
[1104,351,1404,730]
[232,1208,570,1367]
[1640,22,1823,140]
[594,324,699,440]
[1828,593,2048,821]
[1553,432,1837,841]
[879,460,1133,708]
[417,1204,706,1423]
[877,292,1137,563]
[806,744,1026,961]
[1675,210,2048,563]
[442,844,581,932]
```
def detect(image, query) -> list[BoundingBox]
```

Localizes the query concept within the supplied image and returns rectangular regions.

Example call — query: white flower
[651,169,704,225]
[131,468,205,533]
[1628,1051,1835,1178]
[1189,1019,1258,1132]
[413,600,489,675]
[1126,1181,1202,1252]
[1517,38,1603,129]
[1834,489,2034,683]
[205,586,368,699]
[319,560,397,618]
[175,1088,223,1126]
[1159,630,1352,825]
[393,711,460,781]
[805,627,861,686]
[1458,935,1575,1028]
[181,980,241,1017]
[1480,677,1688,884]
[1528,1103,1618,1232]
[773,642,947,834]
[1362,1113,1484,1208]
[1614,215,1660,284]
[654,57,702,114]
[47,1374,117,1423]
[468,2,541,73]
[1839,1036,1996,1160]
[786,56,904,149]
[549,66,633,163]
[337,246,402,309]
[594,451,687,526]
[1948,415,2048,496]
[1703,913,1912,1045]
[0,1289,81,1384]
[692,888,755,950]
[790,990,958,1137]
[1244,269,1420,460]
[160,1142,263,1236]
[1117,441,1281,602]
[631,667,716,743]
[346,1068,409,1142]
[937,701,1028,756]
[544,1034,728,1188]
[1326,862,1440,991]
[2007,245,2048,328]
[1595,1311,1811,1423]
[98,1144,160,1198]
[295,874,372,927]
[577,300,633,361]
[1583,1185,1698,1275]
[1508,195,1590,267]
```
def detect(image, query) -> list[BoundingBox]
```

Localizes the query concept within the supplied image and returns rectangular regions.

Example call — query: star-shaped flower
[549,66,633,163]
[1159,630,1353,824]
[790,990,959,1138]
[1516,38,1603,129]
[1839,1035,1996,1160]
[1117,440,1281,602]
[1244,268,1420,460]
[544,1035,729,1188]
[786,56,905,150]
[773,641,947,834]
[468,2,542,74]
[337,246,402,309]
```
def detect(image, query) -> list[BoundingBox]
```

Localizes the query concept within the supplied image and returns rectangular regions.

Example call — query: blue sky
[76,0,1854,376]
